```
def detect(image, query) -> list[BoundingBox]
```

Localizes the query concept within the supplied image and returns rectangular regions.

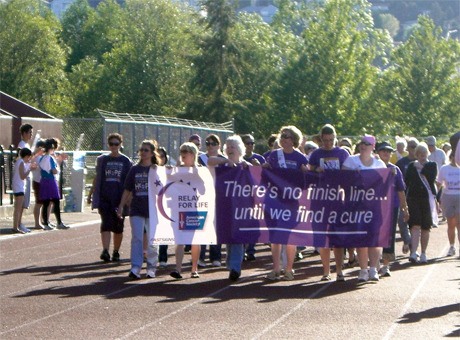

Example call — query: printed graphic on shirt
[320,157,341,170]
[134,171,149,196]
[105,161,124,182]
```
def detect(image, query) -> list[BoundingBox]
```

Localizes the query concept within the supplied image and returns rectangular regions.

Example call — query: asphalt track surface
[0,213,459,339]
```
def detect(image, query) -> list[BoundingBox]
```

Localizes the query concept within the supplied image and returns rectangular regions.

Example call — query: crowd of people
[11,123,460,285]
[11,124,69,235]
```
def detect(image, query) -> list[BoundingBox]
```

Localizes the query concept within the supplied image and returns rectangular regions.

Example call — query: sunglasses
[138,148,151,153]
[245,142,255,145]
[206,141,218,147]
[360,142,372,146]
[281,134,292,140]
[109,142,120,147]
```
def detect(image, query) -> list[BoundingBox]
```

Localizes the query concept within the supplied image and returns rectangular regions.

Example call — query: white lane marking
[250,282,332,340]
[382,246,449,340]
[0,219,100,241]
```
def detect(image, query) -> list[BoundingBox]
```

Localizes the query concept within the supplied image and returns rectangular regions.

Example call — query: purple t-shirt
[309,147,349,170]
[266,149,308,169]
[244,152,266,165]
[387,162,405,208]
[124,164,150,217]
[98,154,132,208]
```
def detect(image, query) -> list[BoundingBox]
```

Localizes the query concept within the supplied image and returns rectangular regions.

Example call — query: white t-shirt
[12,158,29,193]
[437,164,460,195]
[428,148,447,169]
[342,154,386,170]
[18,140,30,149]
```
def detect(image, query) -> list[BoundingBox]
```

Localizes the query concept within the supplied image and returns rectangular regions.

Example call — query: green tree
[376,13,400,39]
[230,12,301,137]
[186,0,240,123]
[92,0,198,116]
[373,16,460,136]
[0,0,74,116]
[272,0,391,135]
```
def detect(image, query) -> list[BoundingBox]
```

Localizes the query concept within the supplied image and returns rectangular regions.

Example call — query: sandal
[191,271,200,278]
[320,274,331,281]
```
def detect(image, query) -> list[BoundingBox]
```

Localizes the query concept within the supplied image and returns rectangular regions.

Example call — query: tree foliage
[0,0,74,116]
[272,0,392,135]
[373,16,460,136]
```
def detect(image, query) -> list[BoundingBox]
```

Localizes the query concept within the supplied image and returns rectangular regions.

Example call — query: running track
[0,219,458,339]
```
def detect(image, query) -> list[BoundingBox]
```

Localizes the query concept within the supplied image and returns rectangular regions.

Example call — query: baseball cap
[360,134,376,146]
[376,141,395,152]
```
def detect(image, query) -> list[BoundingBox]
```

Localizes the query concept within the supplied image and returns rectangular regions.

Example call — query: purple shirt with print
[124,164,150,217]
[309,147,349,170]
[266,149,308,169]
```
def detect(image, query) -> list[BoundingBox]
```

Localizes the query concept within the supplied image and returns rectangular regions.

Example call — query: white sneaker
[197,260,207,267]
[409,252,419,263]
[420,253,428,263]
[146,269,156,278]
[447,246,456,256]
[380,266,391,277]
[158,261,168,268]
[369,267,379,282]
[18,224,31,233]
[212,260,221,267]
[358,269,369,282]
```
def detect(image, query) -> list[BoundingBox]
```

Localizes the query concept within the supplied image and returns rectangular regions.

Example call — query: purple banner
[215,167,394,247]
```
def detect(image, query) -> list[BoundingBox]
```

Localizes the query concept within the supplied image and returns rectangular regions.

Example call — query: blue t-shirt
[124,164,150,217]
[309,147,349,170]
[266,149,308,169]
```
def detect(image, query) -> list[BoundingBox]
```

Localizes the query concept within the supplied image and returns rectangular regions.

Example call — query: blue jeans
[130,216,158,275]
[398,208,411,245]
[226,244,244,273]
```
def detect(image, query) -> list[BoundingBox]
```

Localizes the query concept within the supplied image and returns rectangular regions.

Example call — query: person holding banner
[264,126,308,281]
[376,141,410,277]
[157,147,170,268]
[208,135,252,281]
[405,143,438,264]
[309,124,350,282]
[197,134,225,268]
[342,135,386,282]
[118,140,160,279]
[170,142,202,279]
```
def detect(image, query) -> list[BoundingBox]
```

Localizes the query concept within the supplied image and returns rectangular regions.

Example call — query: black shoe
[112,250,120,262]
[128,271,141,280]
[246,254,256,261]
[170,271,183,279]
[229,269,241,281]
[100,249,110,262]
